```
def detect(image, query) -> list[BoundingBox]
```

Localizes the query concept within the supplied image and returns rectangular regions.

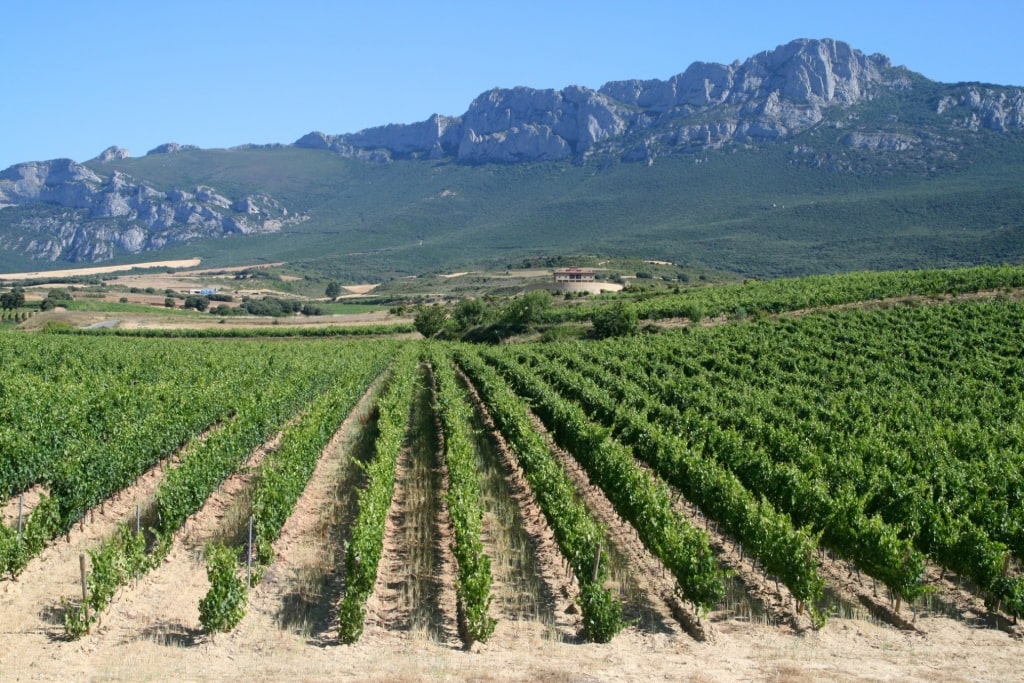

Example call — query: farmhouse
[553,267,595,283]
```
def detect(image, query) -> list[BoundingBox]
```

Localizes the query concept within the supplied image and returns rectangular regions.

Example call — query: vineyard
[1,270,1023,680]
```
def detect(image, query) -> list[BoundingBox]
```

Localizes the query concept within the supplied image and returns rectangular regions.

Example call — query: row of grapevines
[0,495,60,578]
[553,264,1024,324]
[601,302,1024,616]
[0,335,300,577]
[515,342,826,619]
[0,334,237,503]
[0,309,32,322]
[59,343,393,638]
[196,348,392,633]
[454,347,624,642]
[52,322,416,338]
[337,347,420,644]
[426,345,496,644]
[154,360,347,537]
[63,523,149,638]
[480,346,727,616]
[557,341,928,604]
[250,345,393,572]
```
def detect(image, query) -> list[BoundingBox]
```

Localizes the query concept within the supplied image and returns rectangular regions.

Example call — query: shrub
[590,302,638,339]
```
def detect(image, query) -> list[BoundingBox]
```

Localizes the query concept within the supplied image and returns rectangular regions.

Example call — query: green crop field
[0,266,1021,679]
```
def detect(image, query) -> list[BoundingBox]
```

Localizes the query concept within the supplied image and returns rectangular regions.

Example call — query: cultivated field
[2,267,1023,681]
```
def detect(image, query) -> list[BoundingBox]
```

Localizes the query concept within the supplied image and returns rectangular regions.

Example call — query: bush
[452,298,488,330]
[501,290,552,329]
[414,304,448,338]
[184,295,210,312]
[590,301,638,339]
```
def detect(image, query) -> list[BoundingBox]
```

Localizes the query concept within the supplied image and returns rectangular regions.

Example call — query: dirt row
[0,364,1021,681]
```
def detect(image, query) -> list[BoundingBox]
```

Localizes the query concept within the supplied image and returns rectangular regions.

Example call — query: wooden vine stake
[79,553,90,631]
[247,515,254,588]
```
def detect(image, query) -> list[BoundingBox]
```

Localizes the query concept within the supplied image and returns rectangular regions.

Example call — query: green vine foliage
[0,494,60,578]
[198,543,248,634]
[455,347,624,642]
[63,523,151,639]
[428,346,496,644]
[337,348,419,644]
[578,582,625,644]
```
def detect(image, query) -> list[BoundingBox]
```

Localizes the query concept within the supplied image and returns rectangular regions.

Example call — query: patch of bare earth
[1,384,1022,681]
[1,484,46,528]
[524,411,705,641]
[362,373,459,646]
[0,258,203,281]
[458,369,582,643]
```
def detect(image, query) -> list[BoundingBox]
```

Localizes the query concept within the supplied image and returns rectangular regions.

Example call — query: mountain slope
[0,38,1022,279]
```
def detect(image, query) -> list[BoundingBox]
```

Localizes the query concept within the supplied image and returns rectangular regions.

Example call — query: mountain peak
[297,37,933,164]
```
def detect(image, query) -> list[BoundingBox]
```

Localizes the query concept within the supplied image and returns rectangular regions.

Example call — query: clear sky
[2,0,1022,170]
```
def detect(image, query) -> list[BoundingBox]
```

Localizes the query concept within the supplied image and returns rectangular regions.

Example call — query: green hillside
[69,128,1024,282]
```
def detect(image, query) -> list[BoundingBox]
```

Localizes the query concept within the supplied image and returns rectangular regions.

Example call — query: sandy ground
[0,372,1021,682]
[0,259,204,281]
[1,594,1018,682]
[19,308,412,333]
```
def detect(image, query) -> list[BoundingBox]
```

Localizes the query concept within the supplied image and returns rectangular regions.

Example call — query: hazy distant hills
[1,38,1022,280]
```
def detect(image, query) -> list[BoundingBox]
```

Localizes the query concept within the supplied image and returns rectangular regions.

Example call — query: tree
[414,304,448,338]
[501,290,552,329]
[452,298,488,330]
[0,287,25,309]
[325,281,342,300]
[39,289,73,312]
[164,297,176,308]
[184,295,210,312]
[591,301,638,339]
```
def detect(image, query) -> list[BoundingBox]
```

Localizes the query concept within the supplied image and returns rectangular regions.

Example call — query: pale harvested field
[0,258,203,281]
[19,308,412,333]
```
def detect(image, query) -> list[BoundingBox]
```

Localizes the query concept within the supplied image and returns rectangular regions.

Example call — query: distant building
[553,267,595,283]
[189,288,219,295]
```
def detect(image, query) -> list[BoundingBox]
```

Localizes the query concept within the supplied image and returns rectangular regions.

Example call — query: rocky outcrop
[295,38,929,165]
[146,142,199,155]
[0,159,305,262]
[294,38,1023,166]
[93,146,131,162]
[842,132,919,151]
[936,86,1024,131]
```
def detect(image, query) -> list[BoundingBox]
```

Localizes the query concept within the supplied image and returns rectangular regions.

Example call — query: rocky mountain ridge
[1,37,1023,267]
[0,159,305,262]
[294,38,1024,165]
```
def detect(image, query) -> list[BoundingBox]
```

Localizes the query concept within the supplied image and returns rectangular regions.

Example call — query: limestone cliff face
[936,86,1024,131]
[0,159,304,262]
[296,38,957,164]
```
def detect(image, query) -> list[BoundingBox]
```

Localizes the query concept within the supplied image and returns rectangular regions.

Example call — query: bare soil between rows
[0,373,1021,681]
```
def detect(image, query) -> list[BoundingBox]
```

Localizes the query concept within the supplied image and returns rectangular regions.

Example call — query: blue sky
[2,0,1022,170]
